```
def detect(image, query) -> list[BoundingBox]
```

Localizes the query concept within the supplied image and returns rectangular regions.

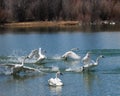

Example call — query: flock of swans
[0,47,104,86]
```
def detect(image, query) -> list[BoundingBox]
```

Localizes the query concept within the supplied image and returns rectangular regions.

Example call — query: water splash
[65,66,83,72]
[51,66,59,72]
[0,66,13,75]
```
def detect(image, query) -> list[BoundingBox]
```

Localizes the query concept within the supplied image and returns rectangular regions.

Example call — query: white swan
[37,48,46,61]
[0,56,27,74]
[27,48,46,63]
[0,56,41,75]
[48,71,63,86]
[65,55,104,72]
[61,50,81,60]
[82,52,91,65]
[27,49,38,59]
[83,55,104,70]
[12,57,27,74]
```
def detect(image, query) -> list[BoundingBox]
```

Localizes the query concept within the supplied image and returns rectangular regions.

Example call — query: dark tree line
[0,0,120,24]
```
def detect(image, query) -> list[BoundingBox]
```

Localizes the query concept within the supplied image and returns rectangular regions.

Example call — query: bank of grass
[3,21,80,28]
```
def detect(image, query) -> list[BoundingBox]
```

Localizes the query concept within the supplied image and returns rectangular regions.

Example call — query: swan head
[95,55,104,64]
[99,55,104,58]
[56,71,63,75]
[86,52,91,57]
[55,71,63,79]
[60,72,63,75]
[56,71,63,77]
[25,56,30,59]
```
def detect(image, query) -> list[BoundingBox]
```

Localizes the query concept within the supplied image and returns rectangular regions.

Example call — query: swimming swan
[48,71,63,86]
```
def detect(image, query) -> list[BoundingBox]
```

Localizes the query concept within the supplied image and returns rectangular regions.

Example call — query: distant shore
[0,20,118,29]
[2,21,80,28]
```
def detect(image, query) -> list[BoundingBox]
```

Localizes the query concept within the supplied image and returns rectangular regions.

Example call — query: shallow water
[0,26,120,96]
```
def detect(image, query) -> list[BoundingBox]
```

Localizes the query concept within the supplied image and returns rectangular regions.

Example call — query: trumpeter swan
[82,52,91,65]
[27,48,46,63]
[61,49,81,60]
[37,48,46,61]
[48,71,63,86]
[83,55,104,70]
[0,56,41,75]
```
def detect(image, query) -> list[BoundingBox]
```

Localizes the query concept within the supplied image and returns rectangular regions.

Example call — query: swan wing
[48,78,56,85]
[62,51,80,60]
[28,49,39,58]
[55,78,63,86]
[48,78,63,86]
[55,78,62,82]
[0,64,15,67]
[61,51,70,58]
[22,66,41,72]
[34,50,39,58]
[68,52,80,59]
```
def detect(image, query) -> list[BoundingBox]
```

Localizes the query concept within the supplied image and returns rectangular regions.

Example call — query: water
[0,25,120,96]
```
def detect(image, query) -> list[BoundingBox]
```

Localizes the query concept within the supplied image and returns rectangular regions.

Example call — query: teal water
[0,27,120,96]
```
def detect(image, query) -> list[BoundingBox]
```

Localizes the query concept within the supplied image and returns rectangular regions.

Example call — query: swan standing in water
[48,71,63,86]
[61,48,81,60]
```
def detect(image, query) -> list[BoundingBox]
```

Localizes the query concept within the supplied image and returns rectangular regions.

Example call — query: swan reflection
[49,86,62,96]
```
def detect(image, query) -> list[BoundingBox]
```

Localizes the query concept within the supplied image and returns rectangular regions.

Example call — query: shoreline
[0,21,118,30]
[2,21,80,28]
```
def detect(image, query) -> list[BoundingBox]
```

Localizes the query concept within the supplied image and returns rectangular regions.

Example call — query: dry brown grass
[3,21,80,28]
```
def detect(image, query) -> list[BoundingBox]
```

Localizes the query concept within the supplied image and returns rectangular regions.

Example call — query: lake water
[0,25,120,96]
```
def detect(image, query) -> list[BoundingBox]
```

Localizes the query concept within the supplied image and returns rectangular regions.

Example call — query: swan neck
[21,58,26,66]
[96,56,101,63]
[39,48,42,54]
[56,73,58,78]
[21,61,24,66]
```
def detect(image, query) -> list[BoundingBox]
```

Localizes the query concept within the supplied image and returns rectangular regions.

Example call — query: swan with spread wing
[61,48,81,60]
[27,48,47,63]
[0,56,41,75]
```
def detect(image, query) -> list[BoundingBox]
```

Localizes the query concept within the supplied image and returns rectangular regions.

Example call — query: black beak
[102,55,105,58]
[60,73,63,75]
[25,56,29,59]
